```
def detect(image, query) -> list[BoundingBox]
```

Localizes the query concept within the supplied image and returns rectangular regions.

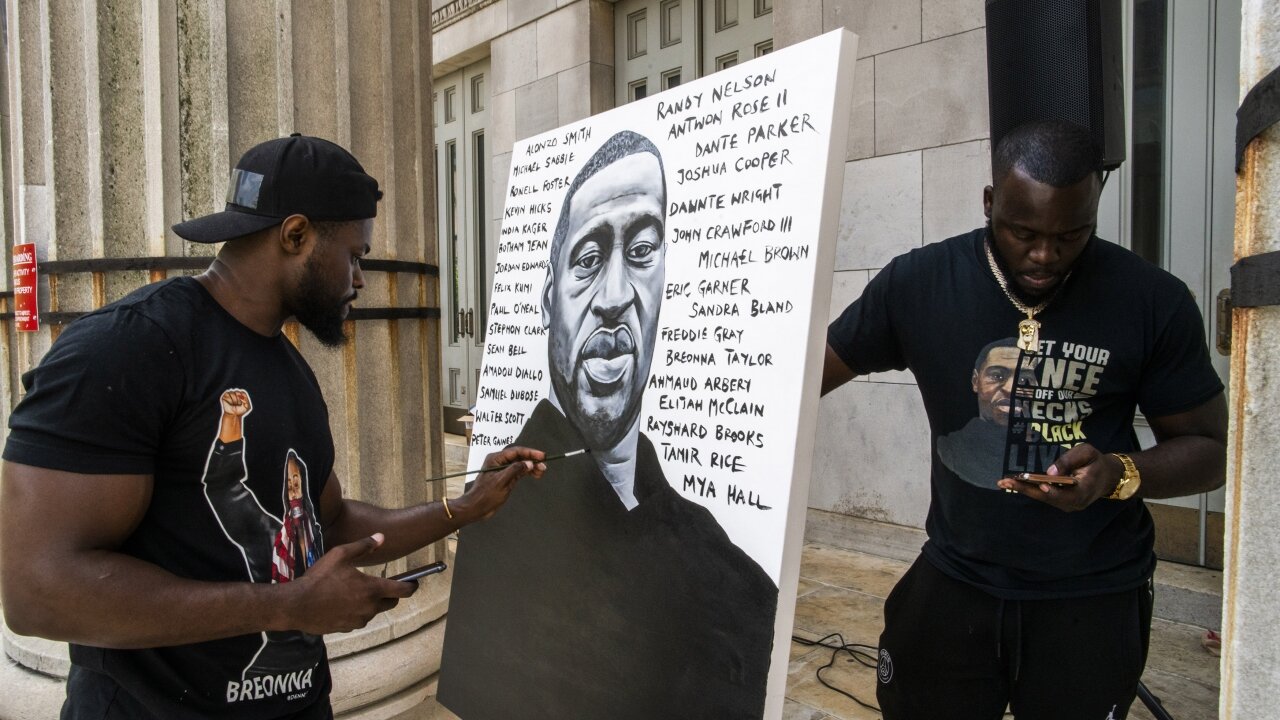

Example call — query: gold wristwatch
[1108,453,1141,500]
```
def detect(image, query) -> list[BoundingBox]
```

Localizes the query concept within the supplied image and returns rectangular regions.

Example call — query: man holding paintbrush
[0,135,546,720]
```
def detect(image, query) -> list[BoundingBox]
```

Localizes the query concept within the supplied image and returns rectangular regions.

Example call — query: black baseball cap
[173,134,382,243]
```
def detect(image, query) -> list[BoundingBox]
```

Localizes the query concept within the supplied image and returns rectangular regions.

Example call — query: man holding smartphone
[0,135,545,720]
[822,121,1226,719]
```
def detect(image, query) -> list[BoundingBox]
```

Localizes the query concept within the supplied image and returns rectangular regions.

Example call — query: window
[715,0,738,31]
[445,141,460,343]
[613,0,773,106]
[432,92,438,127]
[1130,0,1166,267]
[628,9,648,59]
[443,87,457,124]
[470,75,485,113]
[661,0,681,47]
[472,132,487,343]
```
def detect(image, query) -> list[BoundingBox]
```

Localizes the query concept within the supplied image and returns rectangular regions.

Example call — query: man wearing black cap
[0,134,545,719]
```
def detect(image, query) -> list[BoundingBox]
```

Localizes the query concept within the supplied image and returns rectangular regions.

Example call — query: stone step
[1154,559,1223,631]
[804,508,1223,629]
[443,433,469,473]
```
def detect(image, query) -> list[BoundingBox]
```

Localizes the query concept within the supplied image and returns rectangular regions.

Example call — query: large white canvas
[441,29,858,719]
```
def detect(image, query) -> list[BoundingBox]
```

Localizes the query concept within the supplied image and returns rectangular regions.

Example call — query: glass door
[1095,0,1239,568]
[435,58,492,432]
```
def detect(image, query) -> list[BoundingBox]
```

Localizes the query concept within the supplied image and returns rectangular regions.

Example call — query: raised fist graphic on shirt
[218,389,253,444]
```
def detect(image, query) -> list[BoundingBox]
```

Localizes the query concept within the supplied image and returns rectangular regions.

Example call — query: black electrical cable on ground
[791,633,882,714]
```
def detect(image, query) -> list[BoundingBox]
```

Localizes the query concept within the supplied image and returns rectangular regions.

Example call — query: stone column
[1220,3,1280,717]
[0,2,444,718]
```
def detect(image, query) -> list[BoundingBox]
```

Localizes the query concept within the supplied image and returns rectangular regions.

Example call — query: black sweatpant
[876,557,1154,720]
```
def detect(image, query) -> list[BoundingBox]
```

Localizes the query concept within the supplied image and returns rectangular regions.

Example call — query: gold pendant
[1017,317,1040,352]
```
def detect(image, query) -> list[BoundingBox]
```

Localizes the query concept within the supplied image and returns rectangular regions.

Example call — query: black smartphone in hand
[390,561,447,582]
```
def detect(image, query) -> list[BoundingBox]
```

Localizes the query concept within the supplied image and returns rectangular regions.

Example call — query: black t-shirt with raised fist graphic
[6,277,335,719]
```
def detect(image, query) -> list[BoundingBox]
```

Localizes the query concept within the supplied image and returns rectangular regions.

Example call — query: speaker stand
[1137,681,1175,720]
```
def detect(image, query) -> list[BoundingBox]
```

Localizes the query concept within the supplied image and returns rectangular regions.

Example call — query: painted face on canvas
[544,152,666,450]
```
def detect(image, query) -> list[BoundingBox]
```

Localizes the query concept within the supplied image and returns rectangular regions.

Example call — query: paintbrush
[426,448,590,482]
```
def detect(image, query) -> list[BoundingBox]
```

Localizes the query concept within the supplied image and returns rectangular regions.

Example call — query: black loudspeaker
[985,0,1126,171]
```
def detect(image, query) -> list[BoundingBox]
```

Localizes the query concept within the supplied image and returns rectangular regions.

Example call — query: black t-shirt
[4,277,336,719]
[827,229,1223,599]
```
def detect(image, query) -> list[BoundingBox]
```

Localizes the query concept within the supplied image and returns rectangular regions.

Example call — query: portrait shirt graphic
[937,337,1111,490]
[200,389,324,694]
[272,450,321,582]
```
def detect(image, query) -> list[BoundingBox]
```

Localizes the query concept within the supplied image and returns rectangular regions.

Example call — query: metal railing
[0,256,440,326]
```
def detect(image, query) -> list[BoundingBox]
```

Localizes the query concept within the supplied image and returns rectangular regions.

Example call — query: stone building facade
[0,2,447,718]
[0,0,1271,718]
[424,0,1249,712]
[429,0,1240,565]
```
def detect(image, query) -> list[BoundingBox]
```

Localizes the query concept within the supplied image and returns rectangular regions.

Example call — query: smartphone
[390,561,447,582]
[1012,472,1077,487]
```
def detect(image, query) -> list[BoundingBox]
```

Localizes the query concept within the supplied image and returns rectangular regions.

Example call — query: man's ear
[982,186,994,220]
[279,214,313,256]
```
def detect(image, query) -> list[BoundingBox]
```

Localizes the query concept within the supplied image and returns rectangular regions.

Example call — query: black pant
[876,557,1154,720]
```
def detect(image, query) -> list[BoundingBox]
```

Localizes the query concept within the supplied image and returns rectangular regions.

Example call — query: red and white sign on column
[13,243,38,332]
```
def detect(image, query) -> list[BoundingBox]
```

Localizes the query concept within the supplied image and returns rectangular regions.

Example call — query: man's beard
[291,256,350,348]
[985,228,1049,305]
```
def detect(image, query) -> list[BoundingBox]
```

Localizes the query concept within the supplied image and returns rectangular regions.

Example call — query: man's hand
[450,446,547,522]
[995,396,1226,508]
[316,447,547,566]
[280,533,417,635]
[996,443,1122,512]
[1,463,417,648]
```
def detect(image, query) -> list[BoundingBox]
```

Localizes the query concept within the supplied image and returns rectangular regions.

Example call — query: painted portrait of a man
[440,130,779,720]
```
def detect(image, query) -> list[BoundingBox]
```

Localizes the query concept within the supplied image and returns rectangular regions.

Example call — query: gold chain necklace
[984,239,1069,353]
